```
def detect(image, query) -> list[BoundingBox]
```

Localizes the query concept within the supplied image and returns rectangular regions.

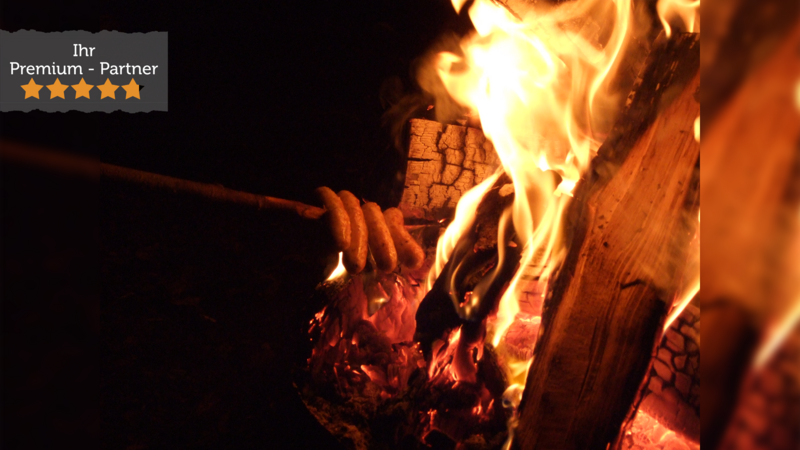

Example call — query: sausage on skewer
[338,190,368,274]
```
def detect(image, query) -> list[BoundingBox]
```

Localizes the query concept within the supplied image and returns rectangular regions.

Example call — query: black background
[0,1,472,448]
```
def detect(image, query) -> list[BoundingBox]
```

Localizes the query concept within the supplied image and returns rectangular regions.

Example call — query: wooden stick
[0,140,325,220]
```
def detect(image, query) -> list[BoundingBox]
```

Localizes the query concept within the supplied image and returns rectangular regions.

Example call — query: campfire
[9,0,800,448]
[299,0,700,449]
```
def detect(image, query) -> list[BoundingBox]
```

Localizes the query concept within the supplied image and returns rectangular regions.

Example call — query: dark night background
[0,1,472,448]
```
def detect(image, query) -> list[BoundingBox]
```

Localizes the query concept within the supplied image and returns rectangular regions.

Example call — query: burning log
[415,173,518,356]
[300,121,508,449]
[302,269,510,450]
[513,32,700,450]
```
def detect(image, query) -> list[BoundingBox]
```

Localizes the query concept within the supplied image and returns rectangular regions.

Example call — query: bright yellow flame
[795,79,800,110]
[754,207,800,368]
[755,297,800,368]
[451,0,469,14]
[430,0,635,399]
[664,281,698,331]
[656,0,699,37]
[664,209,699,331]
[326,252,347,281]
[427,173,500,289]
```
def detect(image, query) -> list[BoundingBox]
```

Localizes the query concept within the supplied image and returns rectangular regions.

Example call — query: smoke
[382,31,473,157]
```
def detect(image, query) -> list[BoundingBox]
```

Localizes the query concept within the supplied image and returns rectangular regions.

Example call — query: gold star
[46,78,69,99]
[97,78,119,99]
[121,78,140,99]
[71,78,94,99]
[21,78,43,99]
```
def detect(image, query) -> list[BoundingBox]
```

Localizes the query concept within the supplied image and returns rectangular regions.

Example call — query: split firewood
[514,32,700,450]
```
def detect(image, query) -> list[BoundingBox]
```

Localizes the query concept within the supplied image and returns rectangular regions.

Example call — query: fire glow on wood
[302,0,700,449]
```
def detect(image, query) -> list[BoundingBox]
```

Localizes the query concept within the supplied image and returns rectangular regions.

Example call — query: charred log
[301,276,510,450]
[400,119,501,222]
[514,32,700,450]
[414,174,519,358]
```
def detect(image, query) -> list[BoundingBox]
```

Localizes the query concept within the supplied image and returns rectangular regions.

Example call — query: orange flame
[427,173,500,290]
[664,210,700,331]
[625,409,699,449]
[325,251,347,281]
[754,206,800,368]
[431,0,634,398]
[656,0,700,38]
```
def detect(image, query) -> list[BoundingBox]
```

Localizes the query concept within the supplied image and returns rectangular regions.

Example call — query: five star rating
[20,78,141,99]
[2,31,167,112]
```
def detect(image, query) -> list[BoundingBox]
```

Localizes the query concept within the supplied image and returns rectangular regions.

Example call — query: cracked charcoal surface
[638,303,701,442]
[401,119,500,220]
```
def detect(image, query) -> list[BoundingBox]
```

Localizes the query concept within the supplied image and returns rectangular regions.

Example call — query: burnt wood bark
[400,119,501,221]
[414,173,518,357]
[513,33,700,450]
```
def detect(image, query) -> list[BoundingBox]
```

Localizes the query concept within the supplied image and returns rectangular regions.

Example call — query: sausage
[361,202,397,272]
[315,186,350,251]
[337,190,368,274]
[383,208,425,270]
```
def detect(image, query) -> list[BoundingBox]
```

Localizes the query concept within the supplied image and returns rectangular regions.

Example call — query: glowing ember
[306,0,703,447]
[621,409,699,450]
[308,269,428,397]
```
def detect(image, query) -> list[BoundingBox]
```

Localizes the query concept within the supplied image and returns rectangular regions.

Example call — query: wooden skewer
[0,140,326,220]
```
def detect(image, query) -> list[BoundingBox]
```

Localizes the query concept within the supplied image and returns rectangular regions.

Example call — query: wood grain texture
[513,33,700,450]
